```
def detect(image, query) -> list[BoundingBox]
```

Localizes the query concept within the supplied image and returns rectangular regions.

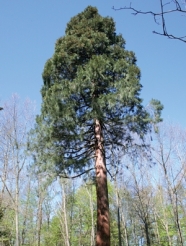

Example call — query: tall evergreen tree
[36,6,162,246]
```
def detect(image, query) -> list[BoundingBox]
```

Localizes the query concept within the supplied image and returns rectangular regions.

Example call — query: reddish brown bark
[95,119,110,246]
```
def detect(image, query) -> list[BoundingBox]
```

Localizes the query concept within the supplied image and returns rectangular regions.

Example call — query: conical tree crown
[38,6,153,174]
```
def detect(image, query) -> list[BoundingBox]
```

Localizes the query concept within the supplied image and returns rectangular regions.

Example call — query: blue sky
[0,1,186,126]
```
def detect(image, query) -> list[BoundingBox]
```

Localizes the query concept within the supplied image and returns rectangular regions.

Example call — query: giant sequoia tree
[36,6,162,246]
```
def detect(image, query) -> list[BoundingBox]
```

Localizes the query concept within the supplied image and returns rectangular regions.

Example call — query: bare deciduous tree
[151,123,186,245]
[0,94,35,246]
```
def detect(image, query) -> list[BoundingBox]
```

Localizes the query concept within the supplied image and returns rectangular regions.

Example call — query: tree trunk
[61,182,70,246]
[37,189,43,246]
[144,219,151,246]
[153,211,161,245]
[21,179,31,245]
[117,206,122,246]
[95,119,110,246]
[86,186,95,246]
[15,173,19,246]
[114,183,122,246]
[114,180,129,246]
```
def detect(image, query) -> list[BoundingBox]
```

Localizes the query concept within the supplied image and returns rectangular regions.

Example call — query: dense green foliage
[37,6,160,175]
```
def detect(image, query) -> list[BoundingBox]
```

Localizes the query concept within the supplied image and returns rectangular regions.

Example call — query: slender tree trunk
[37,191,43,246]
[21,179,31,245]
[153,211,161,245]
[86,186,95,246]
[144,219,151,246]
[117,207,122,246]
[131,217,138,245]
[61,182,70,246]
[121,209,129,246]
[78,208,83,246]
[174,192,183,246]
[114,182,122,246]
[15,173,19,246]
[161,158,183,245]
[95,119,110,246]
[114,180,129,246]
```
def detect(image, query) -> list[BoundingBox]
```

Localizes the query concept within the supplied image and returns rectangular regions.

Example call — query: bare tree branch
[113,0,186,43]
[58,167,94,179]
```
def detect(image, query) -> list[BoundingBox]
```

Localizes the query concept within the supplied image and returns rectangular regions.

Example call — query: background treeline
[0,95,186,246]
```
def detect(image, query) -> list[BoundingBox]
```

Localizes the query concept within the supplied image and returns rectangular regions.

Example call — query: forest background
[0,1,186,246]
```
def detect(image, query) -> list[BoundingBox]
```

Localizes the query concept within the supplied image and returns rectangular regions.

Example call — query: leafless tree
[152,123,186,245]
[0,94,35,246]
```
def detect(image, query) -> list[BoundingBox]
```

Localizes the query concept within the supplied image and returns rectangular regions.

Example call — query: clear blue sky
[0,1,186,126]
